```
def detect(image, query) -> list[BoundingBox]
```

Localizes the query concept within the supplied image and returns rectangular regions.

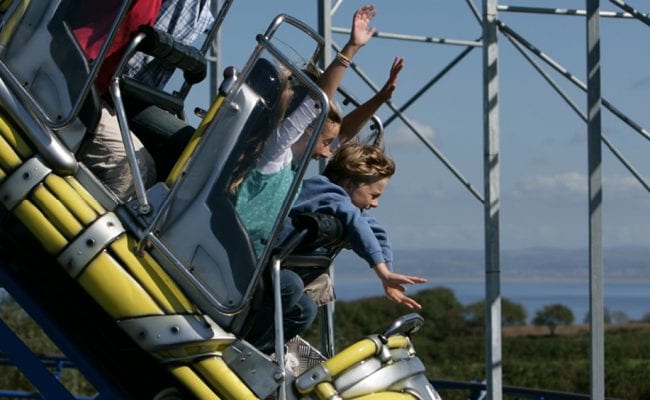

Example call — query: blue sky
[185,1,650,251]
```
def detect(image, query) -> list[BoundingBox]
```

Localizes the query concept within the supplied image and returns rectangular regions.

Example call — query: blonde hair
[323,142,395,186]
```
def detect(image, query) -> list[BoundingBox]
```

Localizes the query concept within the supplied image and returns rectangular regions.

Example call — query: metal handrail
[429,379,616,400]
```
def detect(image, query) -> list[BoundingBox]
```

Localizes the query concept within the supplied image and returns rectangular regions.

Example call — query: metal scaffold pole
[318,0,336,358]
[483,0,502,399]
[585,1,605,399]
[209,0,222,101]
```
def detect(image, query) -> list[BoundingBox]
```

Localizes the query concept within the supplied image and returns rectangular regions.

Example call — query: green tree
[610,310,630,324]
[304,287,465,347]
[464,298,527,327]
[642,312,650,323]
[533,303,574,335]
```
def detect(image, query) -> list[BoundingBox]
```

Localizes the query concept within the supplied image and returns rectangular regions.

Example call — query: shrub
[464,298,527,327]
[532,303,574,335]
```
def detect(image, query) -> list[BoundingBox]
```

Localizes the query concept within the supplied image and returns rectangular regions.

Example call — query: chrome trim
[383,313,424,338]
[0,156,50,210]
[0,78,77,174]
[56,213,125,278]
[272,256,287,400]
[109,33,150,214]
[262,14,324,63]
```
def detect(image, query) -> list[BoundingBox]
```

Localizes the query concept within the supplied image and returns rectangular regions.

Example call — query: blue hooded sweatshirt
[282,175,393,269]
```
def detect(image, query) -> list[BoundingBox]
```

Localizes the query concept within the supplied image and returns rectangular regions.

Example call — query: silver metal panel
[332,357,382,393]
[391,374,443,400]
[339,357,426,398]
[0,156,51,210]
[223,340,283,400]
[56,213,125,278]
[117,314,235,355]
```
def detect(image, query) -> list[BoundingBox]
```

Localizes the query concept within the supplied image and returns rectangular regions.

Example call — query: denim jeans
[246,269,318,354]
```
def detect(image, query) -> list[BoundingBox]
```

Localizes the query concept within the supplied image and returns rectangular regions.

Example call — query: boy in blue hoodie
[287,142,428,309]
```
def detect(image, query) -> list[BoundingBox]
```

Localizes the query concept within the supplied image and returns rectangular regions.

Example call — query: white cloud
[603,175,647,195]
[384,119,437,148]
[515,172,587,197]
[512,172,648,200]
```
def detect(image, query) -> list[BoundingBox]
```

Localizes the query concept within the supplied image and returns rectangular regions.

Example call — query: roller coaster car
[0,1,441,399]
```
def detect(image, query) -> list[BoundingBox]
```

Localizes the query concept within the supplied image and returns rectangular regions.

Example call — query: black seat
[151,57,289,333]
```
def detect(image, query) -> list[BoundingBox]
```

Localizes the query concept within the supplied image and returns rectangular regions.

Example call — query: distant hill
[333,246,650,281]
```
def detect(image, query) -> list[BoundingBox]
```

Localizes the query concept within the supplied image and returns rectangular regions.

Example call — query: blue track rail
[0,257,124,399]
[0,320,78,400]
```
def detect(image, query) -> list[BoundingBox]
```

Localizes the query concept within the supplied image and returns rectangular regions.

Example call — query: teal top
[235,167,297,256]
[234,97,319,256]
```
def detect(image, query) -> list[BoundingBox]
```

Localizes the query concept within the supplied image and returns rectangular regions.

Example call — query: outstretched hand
[349,5,377,48]
[380,271,427,310]
[377,57,405,102]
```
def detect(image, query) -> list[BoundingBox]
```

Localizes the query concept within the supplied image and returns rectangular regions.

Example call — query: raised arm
[317,5,377,100]
[339,57,404,144]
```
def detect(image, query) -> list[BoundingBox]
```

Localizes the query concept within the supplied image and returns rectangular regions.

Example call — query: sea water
[335,278,650,323]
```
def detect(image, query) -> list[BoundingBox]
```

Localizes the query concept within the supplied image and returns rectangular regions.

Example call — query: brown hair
[227,64,294,194]
[322,142,395,186]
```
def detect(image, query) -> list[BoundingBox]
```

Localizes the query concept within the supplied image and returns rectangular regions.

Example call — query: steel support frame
[585,1,605,399]
[482,1,502,399]
[317,0,337,358]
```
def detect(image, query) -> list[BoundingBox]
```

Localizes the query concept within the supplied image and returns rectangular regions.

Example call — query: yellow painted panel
[195,357,258,400]
[0,0,14,12]
[110,236,196,314]
[13,200,67,254]
[313,382,338,399]
[166,95,224,186]
[322,336,410,380]
[0,0,29,47]
[387,335,410,350]
[138,240,197,312]
[324,338,377,377]
[0,115,32,158]
[65,176,106,215]
[44,175,97,225]
[0,130,22,170]
[31,184,83,239]
[0,166,5,182]
[77,252,163,319]
[169,365,222,400]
